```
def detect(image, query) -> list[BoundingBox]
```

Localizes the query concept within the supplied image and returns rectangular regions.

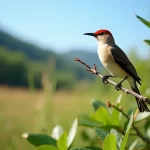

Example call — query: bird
[83,29,150,112]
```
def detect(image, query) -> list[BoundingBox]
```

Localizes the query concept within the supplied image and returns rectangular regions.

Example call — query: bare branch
[74,57,150,104]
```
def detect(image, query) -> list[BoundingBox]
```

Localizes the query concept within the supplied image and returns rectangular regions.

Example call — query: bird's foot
[115,76,128,91]
[115,82,122,91]
[102,75,113,84]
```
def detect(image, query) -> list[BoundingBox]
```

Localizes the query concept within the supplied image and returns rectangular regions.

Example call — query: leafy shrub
[23,96,150,150]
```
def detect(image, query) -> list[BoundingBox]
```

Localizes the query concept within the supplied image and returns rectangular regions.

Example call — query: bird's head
[84,29,115,44]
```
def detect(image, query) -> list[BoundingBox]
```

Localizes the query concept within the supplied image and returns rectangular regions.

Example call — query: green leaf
[103,134,117,150]
[144,120,150,139]
[71,148,92,150]
[93,107,112,125]
[144,119,150,131]
[57,132,67,150]
[22,133,57,147]
[134,112,150,123]
[92,100,106,111]
[146,127,150,139]
[81,130,90,141]
[78,114,102,127]
[120,112,133,150]
[123,120,128,131]
[110,129,123,148]
[84,147,102,150]
[67,118,78,147]
[129,140,138,150]
[111,104,120,126]
[144,40,150,46]
[136,15,150,28]
[80,128,96,142]
[51,125,64,140]
[95,128,109,141]
[37,145,58,150]
[99,125,119,131]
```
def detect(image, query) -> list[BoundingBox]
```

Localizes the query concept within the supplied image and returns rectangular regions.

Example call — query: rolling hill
[0,28,101,82]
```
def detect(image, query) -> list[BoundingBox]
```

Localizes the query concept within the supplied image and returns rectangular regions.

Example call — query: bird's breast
[97,46,127,77]
[97,45,112,66]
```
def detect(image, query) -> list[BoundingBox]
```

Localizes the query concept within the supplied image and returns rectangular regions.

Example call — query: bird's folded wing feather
[110,45,141,84]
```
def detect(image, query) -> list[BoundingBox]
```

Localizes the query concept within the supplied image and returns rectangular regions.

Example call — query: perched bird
[84,29,149,112]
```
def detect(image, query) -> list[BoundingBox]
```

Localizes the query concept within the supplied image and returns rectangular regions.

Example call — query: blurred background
[0,0,150,149]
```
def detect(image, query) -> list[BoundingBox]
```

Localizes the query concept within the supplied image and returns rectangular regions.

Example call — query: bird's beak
[83,33,96,37]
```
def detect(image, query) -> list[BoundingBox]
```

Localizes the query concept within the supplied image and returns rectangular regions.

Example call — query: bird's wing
[110,45,141,85]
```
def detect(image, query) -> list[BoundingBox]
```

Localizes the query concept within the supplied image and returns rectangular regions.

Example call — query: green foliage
[78,99,121,129]
[24,97,150,150]
[95,128,109,141]
[84,147,102,150]
[144,40,150,45]
[103,134,117,150]
[71,148,92,150]
[78,114,102,127]
[22,133,57,147]
[23,118,78,149]
[111,104,120,126]
[37,145,58,150]
[110,129,123,148]
[134,112,150,123]
[57,132,67,150]
[120,112,133,150]
[129,140,138,150]
[92,100,106,111]
[93,107,113,124]
[136,15,150,28]
[136,15,150,46]
[144,119,150,139]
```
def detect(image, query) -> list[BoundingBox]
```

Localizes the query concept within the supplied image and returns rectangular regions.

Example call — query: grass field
[0,85,94,150]
[0,82,136,150]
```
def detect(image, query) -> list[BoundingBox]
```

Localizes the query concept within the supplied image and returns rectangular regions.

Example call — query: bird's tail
[131,81,150,112]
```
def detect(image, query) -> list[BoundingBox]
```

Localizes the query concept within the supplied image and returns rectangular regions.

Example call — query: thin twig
[107,101,129,119]
[74,57,150,104]
[107,101,150,143]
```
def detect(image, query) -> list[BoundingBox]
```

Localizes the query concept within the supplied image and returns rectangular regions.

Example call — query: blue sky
[0,0,150,56]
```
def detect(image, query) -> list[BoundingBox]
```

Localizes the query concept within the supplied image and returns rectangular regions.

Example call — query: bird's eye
[99,32,105,35]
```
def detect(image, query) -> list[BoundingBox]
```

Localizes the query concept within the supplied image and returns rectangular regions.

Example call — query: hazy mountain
[0,28,93,81]
[0,29,56,61]
[0,29,102,70]
[64,50,103,70]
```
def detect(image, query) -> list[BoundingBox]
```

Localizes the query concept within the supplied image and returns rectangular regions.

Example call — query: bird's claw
[115,83,122,91]
[102,75,109,84]
[115,76,127,91]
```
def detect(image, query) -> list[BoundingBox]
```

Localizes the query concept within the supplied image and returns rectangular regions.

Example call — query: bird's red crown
[94,29,112,36]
